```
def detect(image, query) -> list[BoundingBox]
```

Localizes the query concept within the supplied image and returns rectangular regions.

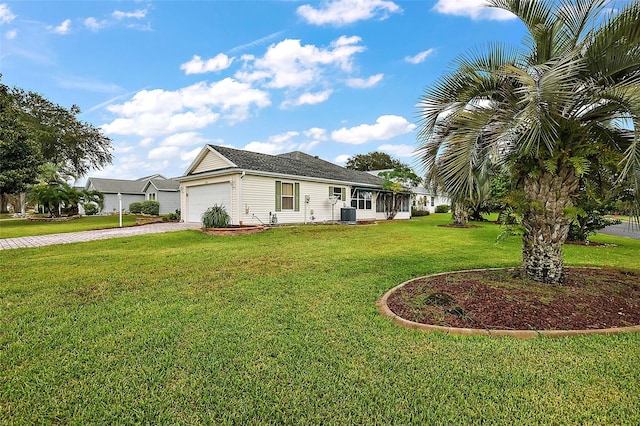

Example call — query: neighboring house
[142,178,181,214]
[368,169,451,214]
[84,174,180,215]
[177,145,414,225]
[412,186,450,213]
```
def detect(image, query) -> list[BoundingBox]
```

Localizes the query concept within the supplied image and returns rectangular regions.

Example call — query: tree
[417,0,640,284]
[0,76,113,182]
[10,87,113,177]
[345,152,405,171]
[0,84,42,212]
[378,167,422,220]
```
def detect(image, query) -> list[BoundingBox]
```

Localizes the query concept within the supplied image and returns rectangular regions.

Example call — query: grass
[1,214,639,424]
[0,215,138,238]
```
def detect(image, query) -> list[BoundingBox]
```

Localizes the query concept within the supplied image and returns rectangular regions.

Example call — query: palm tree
[417,0,640,284]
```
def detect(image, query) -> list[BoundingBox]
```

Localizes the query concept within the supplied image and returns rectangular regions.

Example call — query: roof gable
[142,178,180,192]
[185,146,237,175]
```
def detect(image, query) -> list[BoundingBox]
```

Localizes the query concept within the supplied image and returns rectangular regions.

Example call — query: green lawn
[1,214,639,424]
[0,215,138,239]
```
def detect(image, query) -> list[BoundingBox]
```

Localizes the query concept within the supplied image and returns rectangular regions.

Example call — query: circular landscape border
[377,268,640,339]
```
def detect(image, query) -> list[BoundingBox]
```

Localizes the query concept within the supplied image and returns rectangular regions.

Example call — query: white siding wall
[192,151,234,174]
[239,175,358,225]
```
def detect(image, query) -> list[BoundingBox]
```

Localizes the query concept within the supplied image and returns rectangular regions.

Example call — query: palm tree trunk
[452,201,469,226]
[521,167,579,284]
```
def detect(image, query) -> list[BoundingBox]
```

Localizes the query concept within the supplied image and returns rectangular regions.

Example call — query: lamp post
[117,193,122,228]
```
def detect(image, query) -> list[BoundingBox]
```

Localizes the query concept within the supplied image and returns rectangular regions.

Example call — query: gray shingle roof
[86,178,145,194]
[147,178,180,191]
[86,176,179,194]
[208,145,384,187]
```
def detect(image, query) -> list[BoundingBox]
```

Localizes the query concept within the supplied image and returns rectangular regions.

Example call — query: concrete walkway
[0,222,201,250]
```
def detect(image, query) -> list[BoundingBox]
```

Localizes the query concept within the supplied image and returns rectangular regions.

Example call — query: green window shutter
[342,187,346,201]
[275,181,282,212]
[294,182,300,212]
[329,186,333,197]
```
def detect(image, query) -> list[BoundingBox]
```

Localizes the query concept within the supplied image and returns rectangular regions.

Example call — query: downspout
[238,171,245,225]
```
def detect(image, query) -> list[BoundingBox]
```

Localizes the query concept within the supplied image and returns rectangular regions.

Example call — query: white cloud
[107,88,183,116]
[297,0,401,26]
[113,144,135,154]
[0,4,16,24]
[5,29,16,39]
[304,127,328,141]
[112,9,148,20]
[334,154,351,164]
[90,156,168,181]
[243,141,288,155]
[269,131,300,145]
[346,73,383,88]
[331,115,416,144]
[103,78,270,137]
[432,0,516,21]
[298,140,320,152]
[244,130,322,155]
[84,17,108,31]
[377,143,416,158]
[238,36,365,89]
[405,48,435,64]
[180,54,234,75]
[49,19,72,35]
[281,90,333,108]
[160,132,211,147]
[149,139,206,165]
[102,109,220,137]
[148,146,180,161]
[181,147,201,164]
[140,138,154,147]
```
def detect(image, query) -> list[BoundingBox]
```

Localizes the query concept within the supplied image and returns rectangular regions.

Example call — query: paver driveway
[0,222,201,250]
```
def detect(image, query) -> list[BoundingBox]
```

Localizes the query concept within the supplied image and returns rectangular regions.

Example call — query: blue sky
[0,0,529,182]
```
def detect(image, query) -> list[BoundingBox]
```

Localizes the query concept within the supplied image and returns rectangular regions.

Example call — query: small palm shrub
[129,202,143,214]
[202,204,230,228]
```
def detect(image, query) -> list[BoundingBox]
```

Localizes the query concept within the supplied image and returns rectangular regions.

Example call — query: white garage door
[187,183,231,223]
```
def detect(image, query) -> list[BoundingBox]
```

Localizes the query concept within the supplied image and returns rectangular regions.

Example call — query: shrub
[411,208,430,217]
[435,204,450,213]
[162,210,181,221]
[129,202,143,214]
[568,211,622,242]
[202,204,230,228]
[140,200,160,216]
[83,203,98,216]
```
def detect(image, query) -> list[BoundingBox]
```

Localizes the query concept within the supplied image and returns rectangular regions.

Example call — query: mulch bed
[28,215,81,222]
[385,268,640,331]
[200,225,267,236]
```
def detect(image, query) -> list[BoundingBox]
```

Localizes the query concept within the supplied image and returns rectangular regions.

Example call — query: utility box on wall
[340,207,356,224]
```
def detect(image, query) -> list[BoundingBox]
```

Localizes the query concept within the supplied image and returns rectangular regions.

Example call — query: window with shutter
[275,181,282,211]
